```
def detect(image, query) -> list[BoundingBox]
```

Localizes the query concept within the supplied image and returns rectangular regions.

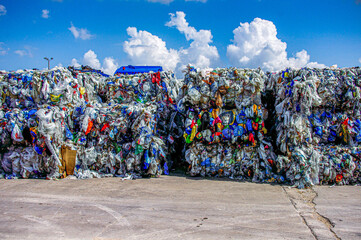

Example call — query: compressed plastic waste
[266,67,361,187]
[178,66,279,182]
[0,66,181,179]
[1,64,360,188]
[317,145,361,185]
[103,70,184,169]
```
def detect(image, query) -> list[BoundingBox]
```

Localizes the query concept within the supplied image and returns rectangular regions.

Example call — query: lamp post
[44,57,53,70]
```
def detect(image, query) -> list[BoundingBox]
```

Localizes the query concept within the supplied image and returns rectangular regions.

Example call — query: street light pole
[44,57,53,70]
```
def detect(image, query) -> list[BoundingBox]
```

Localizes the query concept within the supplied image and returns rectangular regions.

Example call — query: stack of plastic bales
[0,67,180,179]
[2,64,360,187]
[178,66,278,182]
[266,67,361,187]
[100,70,184,170]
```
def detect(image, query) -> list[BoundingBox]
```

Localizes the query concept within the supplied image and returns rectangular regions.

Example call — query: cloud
[71,58,81,67]
[42,9,50,19]
[0,5,6,16]
[14,46,33,57]
[359,58,361,64]
[14,50,27,57]
[102,57,119,75]
[123,27,180,71]
[83,50,101,69]
[166,11,219,69]
[147,0,174,4]
[72,50,119,75]
[227,18,325,71]
[306,61,328,69]
[68,23,94,40]
[0,42,9,55]
[123,11,218,76]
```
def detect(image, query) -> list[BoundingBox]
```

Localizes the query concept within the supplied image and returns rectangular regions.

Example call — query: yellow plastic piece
[79,87,86,95]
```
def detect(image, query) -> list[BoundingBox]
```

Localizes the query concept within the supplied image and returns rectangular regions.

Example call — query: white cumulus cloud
[72,50,119,75]
[68,23,94,40]
[123,27,180,71]
[102,57,119,75]
[0,5,6,16]
[123,11,219,76]
[83,50,101,69]
[42,9,49,19]
[359,57,361,64]
[166,11,219,70]
[227,18,325,71]
[71,58,81,67]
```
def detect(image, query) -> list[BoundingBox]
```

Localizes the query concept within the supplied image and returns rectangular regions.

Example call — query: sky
[0,0,360,77]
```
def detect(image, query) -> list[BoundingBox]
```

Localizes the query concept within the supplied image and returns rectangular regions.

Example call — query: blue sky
[0,0,360,76]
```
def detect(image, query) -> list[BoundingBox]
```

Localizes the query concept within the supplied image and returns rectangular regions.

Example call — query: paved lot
[314,185,361,240]
[0,176,360,240]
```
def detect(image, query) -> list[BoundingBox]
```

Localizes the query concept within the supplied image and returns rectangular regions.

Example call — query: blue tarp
[114,65,163,75]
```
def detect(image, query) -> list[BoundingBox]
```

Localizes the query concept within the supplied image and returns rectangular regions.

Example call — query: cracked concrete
[282,187,341,240]
[314,185,361,240]
[0,176,360,239]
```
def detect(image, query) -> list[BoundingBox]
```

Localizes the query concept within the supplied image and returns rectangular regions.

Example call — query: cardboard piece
[60,146,77,176]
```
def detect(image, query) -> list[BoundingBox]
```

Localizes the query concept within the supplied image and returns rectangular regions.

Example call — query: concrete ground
[0,176,360,240]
